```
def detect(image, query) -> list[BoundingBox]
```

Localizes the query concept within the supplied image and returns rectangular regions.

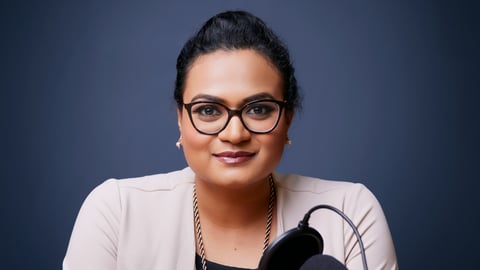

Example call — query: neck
[194,175,272,228]
[193,175,277,269]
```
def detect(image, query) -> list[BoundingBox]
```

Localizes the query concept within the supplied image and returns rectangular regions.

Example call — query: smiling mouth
[213,151,256,164]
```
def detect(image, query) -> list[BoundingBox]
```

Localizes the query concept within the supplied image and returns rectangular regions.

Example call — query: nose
[217,115,251,144]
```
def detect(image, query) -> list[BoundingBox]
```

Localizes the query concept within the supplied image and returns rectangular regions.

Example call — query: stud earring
[176,136,182,149]
[286,136,292,145]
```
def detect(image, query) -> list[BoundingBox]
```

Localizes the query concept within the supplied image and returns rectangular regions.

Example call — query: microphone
[257,225,323,270]
[299,254,348,270]
[257,204,368,270]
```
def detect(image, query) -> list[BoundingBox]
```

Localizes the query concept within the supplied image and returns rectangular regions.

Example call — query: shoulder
[274,173,397,268]
[112,167,194,191]
[91,167,194,195]
[273,172,370,197]
[273,172,382,227]
[80,167,194,213]
[74,167,195,233]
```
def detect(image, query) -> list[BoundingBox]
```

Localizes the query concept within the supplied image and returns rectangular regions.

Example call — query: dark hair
[174,10,301,112]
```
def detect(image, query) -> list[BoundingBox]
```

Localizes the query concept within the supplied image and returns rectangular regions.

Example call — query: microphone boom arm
[299,204,369,270]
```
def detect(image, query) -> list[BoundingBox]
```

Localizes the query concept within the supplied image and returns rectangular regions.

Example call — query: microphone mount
[300,205,368,270]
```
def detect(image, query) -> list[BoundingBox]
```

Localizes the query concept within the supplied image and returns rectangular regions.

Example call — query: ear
[285,110,294,129]
[177,108,183,133]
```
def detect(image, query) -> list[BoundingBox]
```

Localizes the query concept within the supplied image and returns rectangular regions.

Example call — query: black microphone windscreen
[257,226,323,270]
[299,254,348,270]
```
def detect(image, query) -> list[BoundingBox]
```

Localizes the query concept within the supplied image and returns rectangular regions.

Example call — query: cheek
[180,115,211,160]
[265,134,286,156]
[260,121,289,158]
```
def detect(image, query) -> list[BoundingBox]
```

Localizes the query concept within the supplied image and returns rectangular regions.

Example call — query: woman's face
[178,49,292,187]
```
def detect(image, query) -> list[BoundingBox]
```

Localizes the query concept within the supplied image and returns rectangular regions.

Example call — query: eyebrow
[189,94,225,103]
[189,92,276,104]
[243,93,276,103]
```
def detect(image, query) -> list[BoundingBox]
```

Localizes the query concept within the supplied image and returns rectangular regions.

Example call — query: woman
[63,11,397,270]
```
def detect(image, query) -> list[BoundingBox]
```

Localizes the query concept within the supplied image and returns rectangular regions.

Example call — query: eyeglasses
[183,99,286,135]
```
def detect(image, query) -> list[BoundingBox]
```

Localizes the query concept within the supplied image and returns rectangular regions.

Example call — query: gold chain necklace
[193,175,276,270]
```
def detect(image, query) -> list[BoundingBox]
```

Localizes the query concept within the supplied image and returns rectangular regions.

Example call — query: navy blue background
[2,0,479,269]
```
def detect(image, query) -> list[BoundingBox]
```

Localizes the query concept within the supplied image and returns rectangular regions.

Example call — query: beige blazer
[63,167,397,269]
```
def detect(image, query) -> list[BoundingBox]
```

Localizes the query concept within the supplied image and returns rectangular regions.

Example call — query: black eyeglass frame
[183,99,287,135]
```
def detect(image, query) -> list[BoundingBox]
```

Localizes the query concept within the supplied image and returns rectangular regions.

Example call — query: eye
[192,103,224,120]
[245,102,277,119]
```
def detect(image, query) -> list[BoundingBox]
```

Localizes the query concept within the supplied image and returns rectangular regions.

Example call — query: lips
[213,151,256,164]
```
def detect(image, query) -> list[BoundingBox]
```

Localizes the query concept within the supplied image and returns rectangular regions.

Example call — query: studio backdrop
[2,0,478,269]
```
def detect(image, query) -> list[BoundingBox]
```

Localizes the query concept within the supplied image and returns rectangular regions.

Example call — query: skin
[177,49,293,268]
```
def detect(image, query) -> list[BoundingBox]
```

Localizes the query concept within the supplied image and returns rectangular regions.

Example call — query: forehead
[183,49,283,105]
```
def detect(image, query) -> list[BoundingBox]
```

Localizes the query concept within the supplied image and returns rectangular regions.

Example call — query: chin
[211,168,270,186]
